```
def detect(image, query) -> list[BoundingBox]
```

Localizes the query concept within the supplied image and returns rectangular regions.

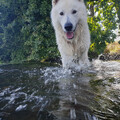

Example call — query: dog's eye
[60,12,64,16]
[72,10,77,14]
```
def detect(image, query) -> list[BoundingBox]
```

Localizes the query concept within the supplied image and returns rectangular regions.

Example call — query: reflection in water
[51,75,96,120]
[0,61,120,120]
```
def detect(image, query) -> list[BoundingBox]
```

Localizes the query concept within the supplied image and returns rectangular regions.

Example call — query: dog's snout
[64,23,73,31]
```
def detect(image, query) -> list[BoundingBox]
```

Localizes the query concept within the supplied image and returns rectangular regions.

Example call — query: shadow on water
[0,61,120,120]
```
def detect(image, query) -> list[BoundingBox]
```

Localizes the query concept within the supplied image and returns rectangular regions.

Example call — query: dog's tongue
[66,32,74,39]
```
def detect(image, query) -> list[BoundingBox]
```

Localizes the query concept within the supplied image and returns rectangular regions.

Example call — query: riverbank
[99,41,120,61]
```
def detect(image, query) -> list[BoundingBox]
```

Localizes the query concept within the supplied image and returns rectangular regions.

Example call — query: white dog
[51,0,90,70]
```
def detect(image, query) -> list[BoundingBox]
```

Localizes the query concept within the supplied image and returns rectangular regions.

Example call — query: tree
[21,0,59,62]
[0,0,118,63]
[0,0,29,62]
[113,0,120,22]
[86,0,117,55]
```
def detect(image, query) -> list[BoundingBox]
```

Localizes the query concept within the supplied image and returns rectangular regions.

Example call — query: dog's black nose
[64,23,73,31]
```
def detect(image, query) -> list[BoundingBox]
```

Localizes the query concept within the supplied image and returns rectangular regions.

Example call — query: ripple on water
[92,60,120,78]
[0,61,120,120]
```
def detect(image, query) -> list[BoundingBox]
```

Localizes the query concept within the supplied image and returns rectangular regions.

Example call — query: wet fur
[51,0,90,69]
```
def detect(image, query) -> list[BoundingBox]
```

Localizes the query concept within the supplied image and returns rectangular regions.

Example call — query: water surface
[0,60,120,120]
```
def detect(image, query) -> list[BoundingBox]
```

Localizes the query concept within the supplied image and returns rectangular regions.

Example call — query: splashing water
[0,60,120,120]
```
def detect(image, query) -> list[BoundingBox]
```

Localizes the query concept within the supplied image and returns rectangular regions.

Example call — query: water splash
[15,104,27,112]
[0,61,120,120]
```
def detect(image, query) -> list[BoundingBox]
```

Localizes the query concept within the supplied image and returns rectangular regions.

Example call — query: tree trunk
[90,2,94,17]
[114,0,120,23]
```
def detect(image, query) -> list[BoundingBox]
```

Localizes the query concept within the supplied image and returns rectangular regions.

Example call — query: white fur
[51,0,90,69]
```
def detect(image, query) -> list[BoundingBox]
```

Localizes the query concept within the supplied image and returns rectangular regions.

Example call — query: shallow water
[0,60,120,120]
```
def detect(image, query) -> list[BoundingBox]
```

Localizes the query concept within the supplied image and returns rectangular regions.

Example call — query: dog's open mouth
[66,32,74,39]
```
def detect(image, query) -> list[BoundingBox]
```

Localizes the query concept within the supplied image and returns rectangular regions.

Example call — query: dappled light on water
[0,60,120,120]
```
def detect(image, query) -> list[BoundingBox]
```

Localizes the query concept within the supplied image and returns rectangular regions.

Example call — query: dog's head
[51,0,87,41]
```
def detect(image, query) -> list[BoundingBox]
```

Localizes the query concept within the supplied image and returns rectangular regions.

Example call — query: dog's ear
[52,0,59,7]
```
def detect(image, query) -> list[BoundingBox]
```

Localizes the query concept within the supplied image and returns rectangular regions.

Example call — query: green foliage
[0,0,119,63]
[87,0,117,54]
[21,0,58,62]
[0,0,28,62]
